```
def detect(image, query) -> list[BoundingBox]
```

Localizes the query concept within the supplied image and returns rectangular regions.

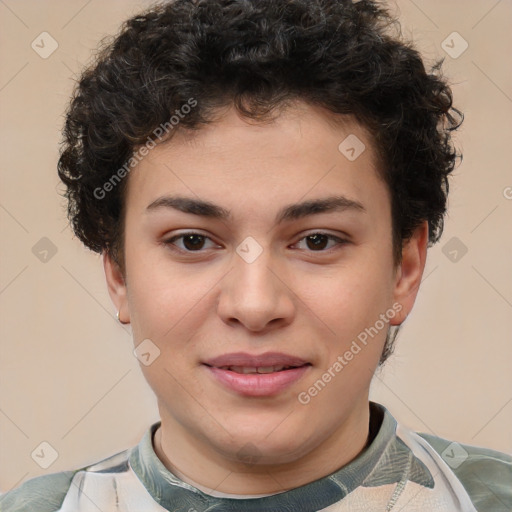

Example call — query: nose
[216,243,296,333]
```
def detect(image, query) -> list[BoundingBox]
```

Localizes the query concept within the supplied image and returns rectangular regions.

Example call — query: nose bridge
[233,237,280,304]
[236,242,277,296]
[217,236,294,330]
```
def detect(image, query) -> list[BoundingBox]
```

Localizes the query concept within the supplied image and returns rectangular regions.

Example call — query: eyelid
[162,230,350,254]
[163,231,220,252]
[292,231,349,252]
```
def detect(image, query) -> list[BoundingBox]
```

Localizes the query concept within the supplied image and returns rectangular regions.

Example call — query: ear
[390,220,429,326]
[103,251,130,324]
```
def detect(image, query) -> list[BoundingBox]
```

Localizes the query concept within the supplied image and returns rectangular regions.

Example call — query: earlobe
[103,251,130,324]
[390,221,429,326]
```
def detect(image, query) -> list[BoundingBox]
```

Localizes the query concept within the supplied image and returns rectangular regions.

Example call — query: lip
[205,366,310,397]
[203,351,309,368]
[202,351,311,397]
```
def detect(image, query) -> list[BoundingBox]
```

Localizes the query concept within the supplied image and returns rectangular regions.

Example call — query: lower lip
[204,365,310,397]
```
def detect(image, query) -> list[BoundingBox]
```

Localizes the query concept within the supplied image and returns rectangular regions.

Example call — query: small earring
[116,310,129,325]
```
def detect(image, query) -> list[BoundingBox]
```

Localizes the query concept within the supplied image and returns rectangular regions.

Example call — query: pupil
[307,234,327,250]
[181,234,328,251]
[184,234,204,250]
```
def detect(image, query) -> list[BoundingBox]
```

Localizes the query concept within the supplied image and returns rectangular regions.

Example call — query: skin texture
[104,101,428,494]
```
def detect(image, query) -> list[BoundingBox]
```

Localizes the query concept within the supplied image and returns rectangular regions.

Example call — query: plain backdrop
[0,0,511,493]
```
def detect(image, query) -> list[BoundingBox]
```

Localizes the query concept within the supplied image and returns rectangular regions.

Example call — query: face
[105,101,426,468]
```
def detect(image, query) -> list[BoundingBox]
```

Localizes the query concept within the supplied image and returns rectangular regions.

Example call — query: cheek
[300,260,393,334]
[296,267,394,389]
[129,281,197,345]
[123,241,187,335]
[125,258,216,368]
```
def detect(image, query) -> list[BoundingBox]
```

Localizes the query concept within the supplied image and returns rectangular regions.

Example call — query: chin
[211,423,313,466]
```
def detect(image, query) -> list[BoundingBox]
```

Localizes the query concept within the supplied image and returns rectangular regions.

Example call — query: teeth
[241,367,258,374]
[257,366,276,374]
[221,365,294,374]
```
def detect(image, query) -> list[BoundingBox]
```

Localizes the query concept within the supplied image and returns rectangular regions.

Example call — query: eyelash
[163,231,349,255]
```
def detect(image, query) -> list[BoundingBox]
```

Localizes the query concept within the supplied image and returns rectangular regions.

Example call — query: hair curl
[57,0,463,365]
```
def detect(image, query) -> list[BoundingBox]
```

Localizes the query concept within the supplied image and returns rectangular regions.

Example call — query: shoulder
[0,470,77,512]
[418,432,512,512]
[0,449,131,512]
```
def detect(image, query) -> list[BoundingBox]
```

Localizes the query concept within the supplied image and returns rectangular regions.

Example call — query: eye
[163,231,349,254]
[163,232,218,253]
[293,232,348,252]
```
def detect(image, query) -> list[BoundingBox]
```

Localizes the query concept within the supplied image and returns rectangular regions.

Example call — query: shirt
[1,402,510,511]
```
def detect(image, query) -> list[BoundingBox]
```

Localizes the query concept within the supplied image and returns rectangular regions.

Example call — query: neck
[152,400,372,495]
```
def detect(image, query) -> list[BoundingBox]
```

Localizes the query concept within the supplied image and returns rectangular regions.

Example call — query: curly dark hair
[57,0,463,365]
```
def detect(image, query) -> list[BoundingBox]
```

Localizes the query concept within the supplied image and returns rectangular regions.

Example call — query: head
[58,0,462,468]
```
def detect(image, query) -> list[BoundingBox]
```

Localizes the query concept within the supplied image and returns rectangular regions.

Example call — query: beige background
[1,0,511,493]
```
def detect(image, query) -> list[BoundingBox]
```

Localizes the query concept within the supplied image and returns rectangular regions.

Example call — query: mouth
[205,364,311,374]
[203,351,311,369]
[202,352,312,397]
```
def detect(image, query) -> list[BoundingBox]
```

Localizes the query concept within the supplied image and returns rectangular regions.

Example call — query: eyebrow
[146,194,366,224]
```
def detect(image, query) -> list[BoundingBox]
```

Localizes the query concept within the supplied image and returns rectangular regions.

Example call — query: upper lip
[203,351,310,368]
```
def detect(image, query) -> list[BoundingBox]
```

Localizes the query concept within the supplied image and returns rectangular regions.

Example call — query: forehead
[124,101,389,222]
